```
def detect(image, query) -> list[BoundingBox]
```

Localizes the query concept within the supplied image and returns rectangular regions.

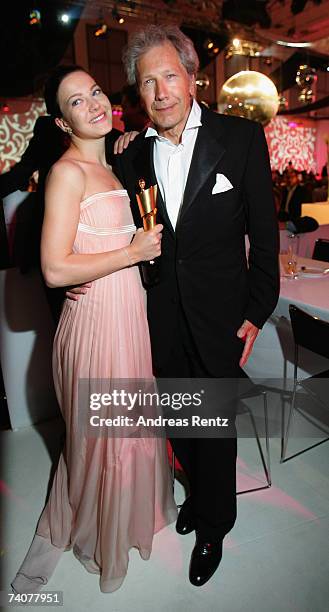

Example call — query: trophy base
[140,260,160,288]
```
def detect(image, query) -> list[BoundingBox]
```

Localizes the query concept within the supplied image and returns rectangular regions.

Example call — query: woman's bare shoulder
[48,156,85,184]
[46,158,86,206]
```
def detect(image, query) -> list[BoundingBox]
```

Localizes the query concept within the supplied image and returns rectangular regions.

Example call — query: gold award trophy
[136,179,158,231]
[136,179,159,284]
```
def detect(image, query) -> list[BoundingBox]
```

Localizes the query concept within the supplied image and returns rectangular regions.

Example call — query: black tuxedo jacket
[114,107,280,376]
[279,184,309,220]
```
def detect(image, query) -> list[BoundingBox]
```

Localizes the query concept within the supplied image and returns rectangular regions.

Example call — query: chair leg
[237,391,271,495]
[172,392,272,501]
[280,381,298,462]
[263,391,271,486]
[281,386,329,461]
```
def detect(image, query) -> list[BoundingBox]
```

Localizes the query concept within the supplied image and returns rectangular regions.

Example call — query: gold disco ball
[218,70,279,125]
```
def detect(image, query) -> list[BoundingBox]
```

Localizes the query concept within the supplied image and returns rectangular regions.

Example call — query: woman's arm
[41,160,161,288]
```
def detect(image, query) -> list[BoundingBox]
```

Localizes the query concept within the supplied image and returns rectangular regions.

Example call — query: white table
[278,258,329,321]
[244,257,329,383]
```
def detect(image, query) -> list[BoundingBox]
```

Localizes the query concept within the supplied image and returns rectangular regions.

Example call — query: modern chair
[280,304,329,462]
[312,238,329,263]
[171,377,271,497]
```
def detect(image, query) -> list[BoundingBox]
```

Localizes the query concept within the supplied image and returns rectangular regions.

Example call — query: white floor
[1,413,329,612]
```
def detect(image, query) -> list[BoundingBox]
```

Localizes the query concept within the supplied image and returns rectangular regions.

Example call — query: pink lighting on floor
[0,479,25,505]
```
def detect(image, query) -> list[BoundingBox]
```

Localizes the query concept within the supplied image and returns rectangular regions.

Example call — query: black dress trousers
[156,305,237,541]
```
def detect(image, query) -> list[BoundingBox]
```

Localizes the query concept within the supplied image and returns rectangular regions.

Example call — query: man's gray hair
[123,25,200,86]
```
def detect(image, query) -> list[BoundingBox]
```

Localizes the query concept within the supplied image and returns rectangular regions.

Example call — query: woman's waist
[64,266,144,300]
[73,233,135,252]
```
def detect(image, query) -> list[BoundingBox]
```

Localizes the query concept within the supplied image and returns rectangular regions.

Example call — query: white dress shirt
[145,99,202,230]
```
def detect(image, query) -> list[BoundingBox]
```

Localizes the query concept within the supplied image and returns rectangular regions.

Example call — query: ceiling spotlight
[112,7,125,23]
[278,94,288,111]
[276,39,312,47]
[60,13,70,24]
[226,39,263,58]
[205,39,214,50]
[94,23,108,37]
[204,38,220,57]
[29,9,41,26]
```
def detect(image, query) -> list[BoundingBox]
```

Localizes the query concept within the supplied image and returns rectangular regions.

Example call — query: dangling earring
[66,127,73,135]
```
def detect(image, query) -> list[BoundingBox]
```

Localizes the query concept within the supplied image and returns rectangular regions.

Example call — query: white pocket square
[212,173,234,195]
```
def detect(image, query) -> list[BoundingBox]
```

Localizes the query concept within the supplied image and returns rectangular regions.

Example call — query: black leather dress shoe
[189,538,223,586]
[175,497,196,535]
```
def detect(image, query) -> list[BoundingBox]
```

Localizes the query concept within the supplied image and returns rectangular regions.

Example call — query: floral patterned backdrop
[265,116,317,174]
[0,100,46,174]
[0,104,318,176]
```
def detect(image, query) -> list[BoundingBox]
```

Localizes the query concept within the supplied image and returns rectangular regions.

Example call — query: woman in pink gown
[11,66,177,594]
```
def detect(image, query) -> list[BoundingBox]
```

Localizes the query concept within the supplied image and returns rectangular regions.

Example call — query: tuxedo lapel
[177,110,226,225]
[132,135,155,192]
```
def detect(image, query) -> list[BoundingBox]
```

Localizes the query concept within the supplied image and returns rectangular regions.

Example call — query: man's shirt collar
[145,99,202,143]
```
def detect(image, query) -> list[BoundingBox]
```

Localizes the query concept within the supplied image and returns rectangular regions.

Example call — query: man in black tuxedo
[278,169,309,222]
[113,25,279,587]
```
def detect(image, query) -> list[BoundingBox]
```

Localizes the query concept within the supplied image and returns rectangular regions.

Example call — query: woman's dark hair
[44,64,86,118]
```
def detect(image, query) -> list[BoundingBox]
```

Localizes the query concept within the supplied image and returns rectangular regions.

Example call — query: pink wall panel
[265,117,317,174]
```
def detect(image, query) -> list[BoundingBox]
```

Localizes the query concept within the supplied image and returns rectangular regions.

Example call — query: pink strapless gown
[12,190,177,594]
